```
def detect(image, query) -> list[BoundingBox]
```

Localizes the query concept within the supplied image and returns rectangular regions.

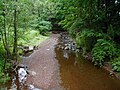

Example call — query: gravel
[23,34,64,90]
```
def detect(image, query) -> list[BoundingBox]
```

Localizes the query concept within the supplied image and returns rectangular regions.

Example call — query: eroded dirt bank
[24,34,64,90]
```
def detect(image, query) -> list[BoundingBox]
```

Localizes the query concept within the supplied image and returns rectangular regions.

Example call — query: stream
[55,32,120,90]
[1,32,120,90]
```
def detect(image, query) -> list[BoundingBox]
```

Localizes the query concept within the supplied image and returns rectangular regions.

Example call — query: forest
[0,0,120,88]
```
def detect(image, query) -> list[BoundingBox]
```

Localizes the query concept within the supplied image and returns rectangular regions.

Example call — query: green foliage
[0,59,10,84]
[92,39,117,66]
[0,0,119,83]
[34,21,52,35]
[0,0,55,85]
[53,0,120,40]
[29,0,56,34]
[69,29,77,38]
[0,42,10,84]
[18,29,48,46]
[112,57,120,73]
[107,25,114,39]
[0,43,5,56]
[76,29,97,54]
[68,19,85,38]
[59,14,75,30]
[0,71,10,84]
[112,50,120,73]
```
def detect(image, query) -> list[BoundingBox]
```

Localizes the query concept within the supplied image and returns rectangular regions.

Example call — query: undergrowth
[18,29,49,46]
[92,39,117,66]
[112,50,120,73]
[0,50,10,84]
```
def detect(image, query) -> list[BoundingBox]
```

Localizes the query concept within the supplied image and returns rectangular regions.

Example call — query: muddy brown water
[55,48,120,90]
[55,32,120,90]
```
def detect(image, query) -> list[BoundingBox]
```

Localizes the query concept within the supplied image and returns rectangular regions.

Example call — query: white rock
[29,84,35,89]
[33,88,42,90]
[29,46,34,51]
[47,49,50,50]
[64,46,69,50]
[31,71,37,76]
[18,68,27,84]
[9,88,17,90]
[28,84,42,90]
[28,70,37,76]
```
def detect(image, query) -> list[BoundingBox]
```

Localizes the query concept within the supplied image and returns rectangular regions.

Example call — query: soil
[22,34,64,90]
[103,62,120,80]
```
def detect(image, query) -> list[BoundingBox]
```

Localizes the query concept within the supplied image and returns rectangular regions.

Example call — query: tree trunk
[1,1,12,69]
[13,0,18,62]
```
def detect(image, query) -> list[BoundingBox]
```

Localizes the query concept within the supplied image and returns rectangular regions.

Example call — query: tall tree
[13,0,18,62]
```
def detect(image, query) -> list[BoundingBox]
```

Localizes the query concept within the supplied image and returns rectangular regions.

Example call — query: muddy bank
[103,62,120,80]
[22,34,64,90]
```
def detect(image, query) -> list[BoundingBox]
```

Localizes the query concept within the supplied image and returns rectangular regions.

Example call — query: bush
[112,50,120,73]
[69,29,77,38]
[92,39,117,66]
[34,21,52,35]
[0,42,10,84]
[0,71,10,84]
[0,43,5,56]
[76,29,97,54]
[112,57,120,73]
[69,19,84,35]
[18,30,48,46]
[0,58,10,84]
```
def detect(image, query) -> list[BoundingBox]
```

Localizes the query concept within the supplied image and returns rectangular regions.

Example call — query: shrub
[0,59,10,84]
[69,29,77,38]
[0,71,10,84]
[92,39,117,66]
[0,43,5,56]
[112,57,120,73]
[112,50,120,73]
[35,21,52,35]
[18,30,48,46]
[76,29,97,54]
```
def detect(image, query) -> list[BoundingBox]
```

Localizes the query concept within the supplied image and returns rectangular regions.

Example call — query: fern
[76,29,97,54]
[112,59,120,73]
[92,39,117,66]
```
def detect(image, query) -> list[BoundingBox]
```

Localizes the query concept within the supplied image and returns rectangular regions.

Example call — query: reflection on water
[63,50,69,59]
[55,48,120,90]
[55,33,120,90]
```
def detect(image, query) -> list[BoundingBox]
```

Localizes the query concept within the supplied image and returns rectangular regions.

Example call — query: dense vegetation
[0,0,120,84]
[51,0,120,71]
[0,0,54,83]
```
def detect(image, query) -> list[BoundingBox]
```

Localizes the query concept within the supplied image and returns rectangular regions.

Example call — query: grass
[18,29,49,46]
